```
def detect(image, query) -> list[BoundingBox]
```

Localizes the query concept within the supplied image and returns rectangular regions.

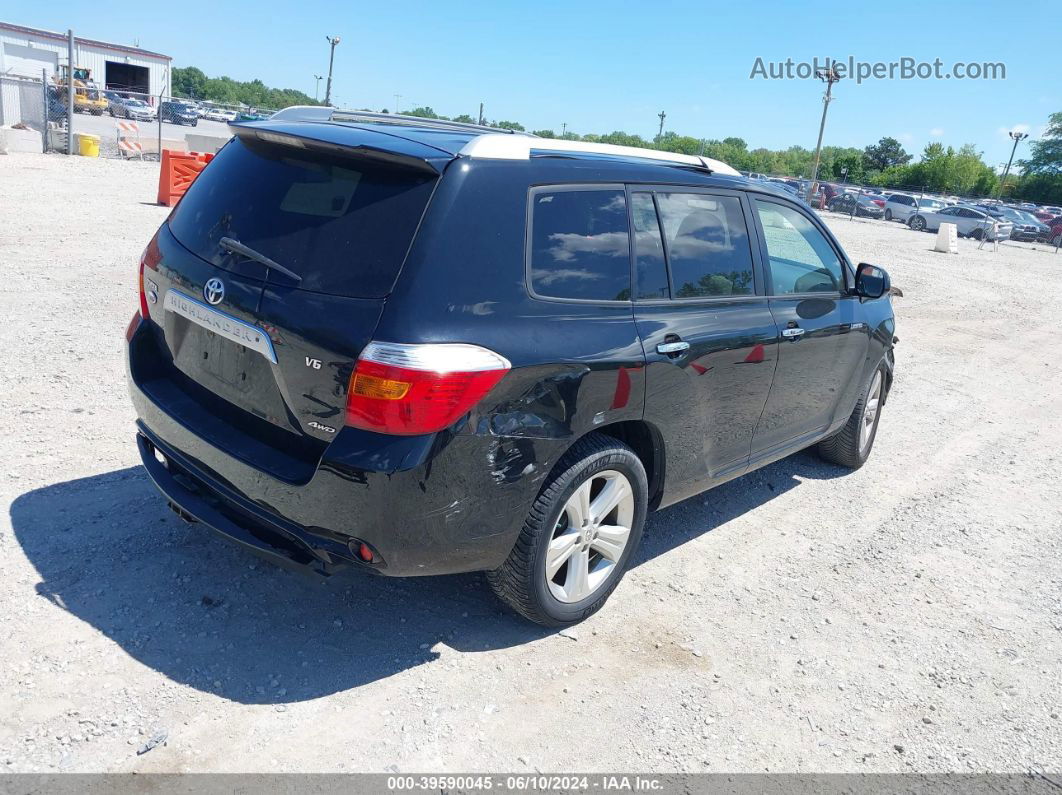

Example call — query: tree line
[172,65,1062,203]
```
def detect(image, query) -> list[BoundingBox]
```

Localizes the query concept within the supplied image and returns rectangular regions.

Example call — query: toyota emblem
[203,278,225,305]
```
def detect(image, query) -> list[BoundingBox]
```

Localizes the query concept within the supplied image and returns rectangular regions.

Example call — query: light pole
[394,94,402,114]
[324,36,340,106]
[998,130,1028,199]
[314,74,323,102]
[809,64,842,197]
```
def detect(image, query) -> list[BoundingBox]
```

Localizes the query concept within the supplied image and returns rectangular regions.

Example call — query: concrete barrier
[0,125,43,154]
[185,133,231,154]
[934,223,958,254]
[124,136,188,156]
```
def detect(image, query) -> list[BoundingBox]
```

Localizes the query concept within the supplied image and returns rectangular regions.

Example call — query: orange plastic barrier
[157,149,215,207]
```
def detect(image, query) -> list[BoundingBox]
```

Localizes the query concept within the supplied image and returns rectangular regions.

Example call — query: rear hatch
[138,123,451,471]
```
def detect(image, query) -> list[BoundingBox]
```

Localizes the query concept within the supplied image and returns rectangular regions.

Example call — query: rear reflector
[345,342,510,435]
[138,234,162,320]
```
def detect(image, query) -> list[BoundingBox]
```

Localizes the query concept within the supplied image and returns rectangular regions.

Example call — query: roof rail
[268,105,531,135]
[457,134,741,176]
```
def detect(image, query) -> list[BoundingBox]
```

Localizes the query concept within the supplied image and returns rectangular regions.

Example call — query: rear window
[168,137,436,298]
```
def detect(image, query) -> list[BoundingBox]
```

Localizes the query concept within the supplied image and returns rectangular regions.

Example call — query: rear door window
[654,193,755,298]
[167,137,437,298]
[528,188,631,301]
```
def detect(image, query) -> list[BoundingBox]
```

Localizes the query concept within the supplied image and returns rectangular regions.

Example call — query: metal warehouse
[0,21,171,95]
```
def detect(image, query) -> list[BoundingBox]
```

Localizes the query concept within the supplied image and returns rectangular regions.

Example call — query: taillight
[138,235,162,320]
[345,342,511,435]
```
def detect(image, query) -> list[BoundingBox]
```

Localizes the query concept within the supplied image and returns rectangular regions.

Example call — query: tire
[909,215,926,232]
[817,364,886,470]
[884,209,892,221]
[487,433,648,627]
[970,227,984,241]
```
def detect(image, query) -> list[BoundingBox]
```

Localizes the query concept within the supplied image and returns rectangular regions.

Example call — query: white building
[0,20,171,96]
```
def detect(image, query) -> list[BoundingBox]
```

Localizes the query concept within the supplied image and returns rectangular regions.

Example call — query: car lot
[0,152,1060,773]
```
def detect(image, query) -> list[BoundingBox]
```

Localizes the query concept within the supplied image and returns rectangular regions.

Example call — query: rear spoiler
[229,120,453,175]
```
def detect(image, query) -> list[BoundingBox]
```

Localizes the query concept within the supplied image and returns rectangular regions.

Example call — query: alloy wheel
[860,370,883,454]
[545,470,635,604]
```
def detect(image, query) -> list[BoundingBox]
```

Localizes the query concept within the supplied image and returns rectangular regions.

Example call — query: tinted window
[630,193,669,299]
[529,189,631,301]
[168,137,437,298]
[755,199,843,295]
[655,193,754,298]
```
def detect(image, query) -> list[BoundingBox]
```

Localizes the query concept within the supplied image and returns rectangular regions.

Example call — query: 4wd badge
[307,421,336,434]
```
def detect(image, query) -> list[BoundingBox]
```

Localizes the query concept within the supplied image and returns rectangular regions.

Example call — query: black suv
[126,110,896,626]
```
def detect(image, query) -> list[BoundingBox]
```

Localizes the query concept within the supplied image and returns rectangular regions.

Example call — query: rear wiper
[218,237,302,283]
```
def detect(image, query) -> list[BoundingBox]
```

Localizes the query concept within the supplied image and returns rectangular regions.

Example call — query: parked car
[883,194,945,223]
[908,205,1013,240]
[118,99,155,122]
[237,110,269,121]
[126,114,896,626]
[828,193,885,218]
[159,101,199,126]
[993,207,1048,241]
[203,107,238,122]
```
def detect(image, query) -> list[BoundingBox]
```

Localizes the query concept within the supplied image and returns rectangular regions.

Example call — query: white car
[203,108,237,122]
[908,205,1014,241]
[883,194,946,223]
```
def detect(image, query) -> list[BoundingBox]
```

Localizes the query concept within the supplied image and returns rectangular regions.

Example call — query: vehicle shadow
[9,451,844,704]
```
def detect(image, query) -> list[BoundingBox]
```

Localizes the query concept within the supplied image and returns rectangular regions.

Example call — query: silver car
[884,194,945,223]
[908,205,1013,241]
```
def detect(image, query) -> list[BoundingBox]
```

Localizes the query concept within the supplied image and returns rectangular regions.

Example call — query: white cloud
[929,128,944,137]
[899,132,914,142]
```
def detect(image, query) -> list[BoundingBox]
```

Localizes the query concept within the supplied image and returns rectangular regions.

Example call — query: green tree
[452,114,476,124]
[863,137,912,172]
[495,120,525,131]
[1021,112,1062,174]
[172,66,207,99]
[406,106,444,119]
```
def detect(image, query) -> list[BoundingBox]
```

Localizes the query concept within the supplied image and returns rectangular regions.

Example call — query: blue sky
[6,0,1054,168]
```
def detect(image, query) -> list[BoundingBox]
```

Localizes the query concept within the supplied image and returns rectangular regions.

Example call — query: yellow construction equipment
[53,65,108,116]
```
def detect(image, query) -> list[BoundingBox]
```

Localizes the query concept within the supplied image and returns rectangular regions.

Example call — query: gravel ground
[1,151,1060,774]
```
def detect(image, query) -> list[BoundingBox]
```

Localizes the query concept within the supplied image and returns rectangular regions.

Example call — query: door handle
[656,341,690,355]
[781,327,805,339]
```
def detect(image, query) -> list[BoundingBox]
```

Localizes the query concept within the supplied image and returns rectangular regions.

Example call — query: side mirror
[855,262,890,299]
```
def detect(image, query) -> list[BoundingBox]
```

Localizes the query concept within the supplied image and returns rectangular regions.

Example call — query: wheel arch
[541,420,666,512]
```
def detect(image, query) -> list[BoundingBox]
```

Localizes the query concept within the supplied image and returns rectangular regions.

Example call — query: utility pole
[323,35,340,106]
[393,94,402,114]
[998,130,1028,200]
[809,63,842,198]
[66,29,74,155]
[979,130,1029,250]
[656,110,666,141]
[313,75,322,101]
[478,102,484,126]
[561,122,567,137]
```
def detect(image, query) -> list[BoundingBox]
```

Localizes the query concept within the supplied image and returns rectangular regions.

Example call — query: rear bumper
[127,316,542,577]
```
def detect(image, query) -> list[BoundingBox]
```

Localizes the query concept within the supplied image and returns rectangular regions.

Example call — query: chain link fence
[1,74,271,159]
